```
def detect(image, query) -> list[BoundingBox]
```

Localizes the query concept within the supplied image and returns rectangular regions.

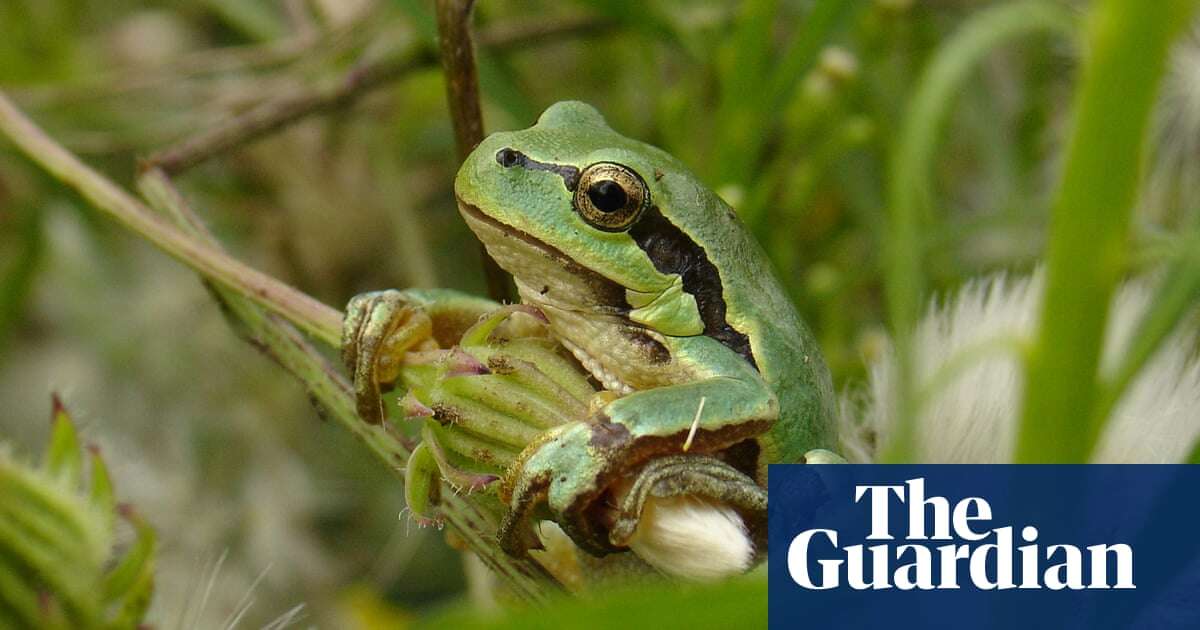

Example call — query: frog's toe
[341,290,435,424]
[608,455,767,551]
[497,470,551,556]
[495,424,592,556]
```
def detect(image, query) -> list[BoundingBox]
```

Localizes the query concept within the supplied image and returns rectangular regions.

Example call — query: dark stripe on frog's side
[457,200,671,365]
[627,206,757,369]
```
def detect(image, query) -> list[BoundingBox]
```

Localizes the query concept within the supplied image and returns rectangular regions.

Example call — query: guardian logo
[787,478,1134,591]
[767,466,1200,630]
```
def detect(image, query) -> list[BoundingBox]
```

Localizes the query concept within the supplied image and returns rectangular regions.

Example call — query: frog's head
[455,101,706,338]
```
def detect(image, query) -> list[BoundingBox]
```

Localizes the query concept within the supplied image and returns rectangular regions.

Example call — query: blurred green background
[0,0,1196,626]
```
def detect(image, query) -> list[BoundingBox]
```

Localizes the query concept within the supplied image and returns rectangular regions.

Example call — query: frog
[342,101,838,561]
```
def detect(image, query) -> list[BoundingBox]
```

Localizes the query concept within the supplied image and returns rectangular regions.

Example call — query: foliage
[0,398,156,629]
[1,0,1199,625]
[421,573,766,630]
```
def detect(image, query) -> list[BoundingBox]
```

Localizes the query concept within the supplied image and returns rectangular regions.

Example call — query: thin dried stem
[142,46,436,176]
[136,167,561,602]
[0,14,622,600]
[0,92,343,346]
[437,0,485,160]
[0,94,561,601]
[436,0,514,302]
[141,14,614,177]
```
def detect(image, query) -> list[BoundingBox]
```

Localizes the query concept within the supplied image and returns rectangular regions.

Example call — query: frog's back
[653,170,837,463]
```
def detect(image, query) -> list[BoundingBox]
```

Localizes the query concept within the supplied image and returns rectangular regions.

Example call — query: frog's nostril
[496,148,521,168]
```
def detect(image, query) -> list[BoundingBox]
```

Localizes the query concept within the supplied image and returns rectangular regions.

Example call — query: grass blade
[881,0,1076,461]
[1017,0,1199,462]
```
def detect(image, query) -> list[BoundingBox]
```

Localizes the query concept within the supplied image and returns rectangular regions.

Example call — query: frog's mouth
[456,200,630,316]
[459,199,683,398]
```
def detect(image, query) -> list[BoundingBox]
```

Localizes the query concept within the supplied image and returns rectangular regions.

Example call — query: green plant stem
[711,0,865,188]
[0,95,561,599]
[880,0,1076,462]
[0,91,343,347]
[436,0,484,161]
[137,167,561,602]
[139,14,614,176]
[1017,0,1197,463]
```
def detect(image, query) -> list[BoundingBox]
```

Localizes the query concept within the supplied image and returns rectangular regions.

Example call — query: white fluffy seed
[627,494,754,582]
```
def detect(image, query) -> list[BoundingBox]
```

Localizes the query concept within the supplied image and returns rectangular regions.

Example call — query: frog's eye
[573,162,649,232]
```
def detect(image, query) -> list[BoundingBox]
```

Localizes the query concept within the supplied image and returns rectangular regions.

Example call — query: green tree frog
[343,101,837,563]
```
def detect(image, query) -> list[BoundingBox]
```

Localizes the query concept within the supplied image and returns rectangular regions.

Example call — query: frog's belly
[527,300,696,395]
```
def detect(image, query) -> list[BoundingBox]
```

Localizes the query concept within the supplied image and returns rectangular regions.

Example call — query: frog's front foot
[342,290,439,424]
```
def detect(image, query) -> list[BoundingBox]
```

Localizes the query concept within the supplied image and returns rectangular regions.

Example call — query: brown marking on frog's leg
[623,329,671,365]
[496,414,771,558]
[588,419,632,449]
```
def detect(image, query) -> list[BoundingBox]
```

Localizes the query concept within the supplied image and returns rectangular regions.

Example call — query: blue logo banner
[768,465,1200,629]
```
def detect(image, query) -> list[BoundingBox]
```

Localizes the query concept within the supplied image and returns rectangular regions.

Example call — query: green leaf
[711,0,867,187]
[404,442,439,520]
[44,395,82,487]
[101,510,156,629]
[882,0,1078,462]
[202,0,285,42]
[0,551,47,629]
[1018,0,1200,462]
[0,498,101,625]
[0,400,155,628]
[88,448,116,535]
[419,574,767,630]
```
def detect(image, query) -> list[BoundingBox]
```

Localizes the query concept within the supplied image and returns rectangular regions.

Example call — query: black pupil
[587,180,628,213]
